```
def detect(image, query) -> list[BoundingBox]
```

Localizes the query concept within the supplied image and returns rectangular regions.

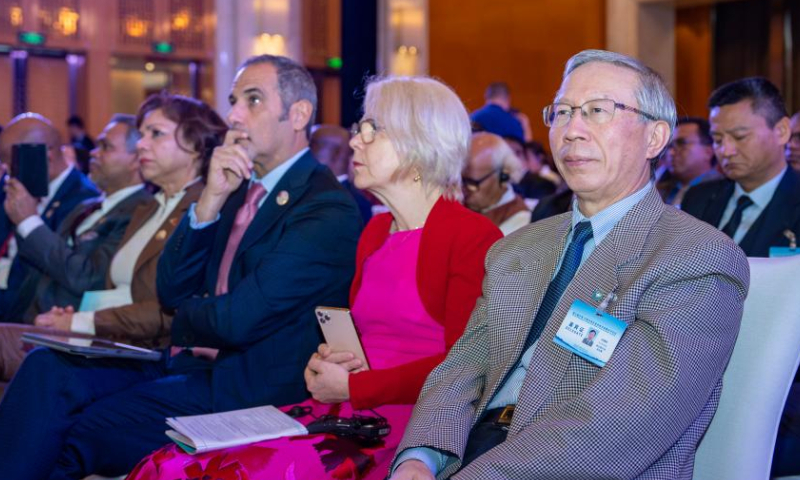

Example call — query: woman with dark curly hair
[33,93,227,348]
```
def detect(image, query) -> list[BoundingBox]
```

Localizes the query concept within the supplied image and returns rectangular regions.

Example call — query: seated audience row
[4,48,800,479]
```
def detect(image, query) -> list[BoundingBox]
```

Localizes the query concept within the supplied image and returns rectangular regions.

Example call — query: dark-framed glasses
[462,169,499,192]
[350,118,383,144]
[542,98,658,128]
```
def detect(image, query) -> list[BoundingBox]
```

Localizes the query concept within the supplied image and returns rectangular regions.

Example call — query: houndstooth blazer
[395,187,750,480]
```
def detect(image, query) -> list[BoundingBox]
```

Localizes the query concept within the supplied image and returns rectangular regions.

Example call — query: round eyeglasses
[542,98,657,128]
[350,119,384,144]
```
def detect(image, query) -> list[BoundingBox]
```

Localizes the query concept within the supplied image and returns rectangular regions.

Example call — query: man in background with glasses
[390,49,747,480]
[461,132,529,235]
[657,117,721,207]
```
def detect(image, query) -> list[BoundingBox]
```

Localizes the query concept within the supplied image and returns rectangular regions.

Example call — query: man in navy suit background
[0,113,100,321]
[0,55,362,479]
[682,78,800,257]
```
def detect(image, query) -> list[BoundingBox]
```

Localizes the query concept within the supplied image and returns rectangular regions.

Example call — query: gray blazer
[15,187,152,322]
[395,188,750,480]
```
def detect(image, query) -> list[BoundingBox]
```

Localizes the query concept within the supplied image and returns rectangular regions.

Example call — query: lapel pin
[155,229,167,240]
[51,200,60,209]
[45,209,54,218]
[276,190,289,206]
[592,289,618,314]
[783,229,797,250]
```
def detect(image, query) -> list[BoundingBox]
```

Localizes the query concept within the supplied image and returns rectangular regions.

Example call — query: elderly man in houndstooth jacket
[390,50,749,480]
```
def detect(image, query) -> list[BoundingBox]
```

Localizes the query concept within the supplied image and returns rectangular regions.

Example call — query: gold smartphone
[315,306,369,370]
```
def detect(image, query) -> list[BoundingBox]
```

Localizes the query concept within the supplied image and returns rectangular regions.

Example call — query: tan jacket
[93,182,203,348]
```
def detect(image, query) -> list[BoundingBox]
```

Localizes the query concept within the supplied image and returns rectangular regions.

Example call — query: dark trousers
[0,347,213,480]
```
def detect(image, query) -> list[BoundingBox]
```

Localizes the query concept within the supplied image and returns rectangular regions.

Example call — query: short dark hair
[677,116,712,145]
[135,93,228,179]
[239,55,318,138]
[708,77,788,127]
[67,115,85,128]
[485,82,510,100]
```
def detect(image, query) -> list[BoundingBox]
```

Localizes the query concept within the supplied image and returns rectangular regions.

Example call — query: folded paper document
[165,405,308,454]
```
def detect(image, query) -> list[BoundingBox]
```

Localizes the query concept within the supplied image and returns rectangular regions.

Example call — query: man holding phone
[0,113,99,321]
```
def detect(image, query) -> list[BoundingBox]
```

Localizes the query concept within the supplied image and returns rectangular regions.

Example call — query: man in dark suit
[682,78,800,258]
[391,49,747,480]
[310,123,373,224]
[0,113,100,322]
[0,114,152,380]
[0,55,362,479]
[13,114,151,321]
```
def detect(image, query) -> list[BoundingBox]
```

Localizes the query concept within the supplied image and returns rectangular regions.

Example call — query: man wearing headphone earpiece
[462,132,531,235]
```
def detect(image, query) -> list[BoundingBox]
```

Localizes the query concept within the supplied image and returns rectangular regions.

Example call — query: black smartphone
[11,144,49,198]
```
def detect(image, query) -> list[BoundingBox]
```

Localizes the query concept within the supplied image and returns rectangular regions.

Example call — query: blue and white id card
[553,299,628,367]
[769,247,800,258]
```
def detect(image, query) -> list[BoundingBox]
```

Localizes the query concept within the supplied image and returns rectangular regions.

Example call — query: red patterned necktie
[215,183,267,295]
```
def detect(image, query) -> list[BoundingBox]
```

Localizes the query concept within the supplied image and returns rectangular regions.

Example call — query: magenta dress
[127,229,444,480]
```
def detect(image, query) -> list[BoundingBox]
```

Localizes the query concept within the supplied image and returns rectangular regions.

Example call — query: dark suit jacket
[16,187,153,322]
[0,168,100,321]
[341,178,373,225]
[157,151,362,411]
[91,183,202,348]
[682,168,800,257]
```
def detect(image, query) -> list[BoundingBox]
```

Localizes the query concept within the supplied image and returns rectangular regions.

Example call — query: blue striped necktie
[523,221,594,350]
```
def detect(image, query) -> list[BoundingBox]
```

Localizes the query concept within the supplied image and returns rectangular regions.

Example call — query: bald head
[0,113,66,181]
[310,124,352,177]
[462,132,524,211]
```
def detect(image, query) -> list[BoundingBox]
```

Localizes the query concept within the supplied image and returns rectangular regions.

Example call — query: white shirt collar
[482,184,518,213]
[40,165,74,211]
[251,147,309,193]
[100,184,145,214]
[733,165,787,209]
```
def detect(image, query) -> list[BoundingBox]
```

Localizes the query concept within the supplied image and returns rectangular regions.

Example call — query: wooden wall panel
[27,56,70,141]
[675,5,713,118]
[429,0,605,145]
[0,56,12,127]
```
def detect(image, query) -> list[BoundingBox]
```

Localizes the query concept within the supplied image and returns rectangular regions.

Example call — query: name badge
[769,247,799,258]
[553,299,627,367]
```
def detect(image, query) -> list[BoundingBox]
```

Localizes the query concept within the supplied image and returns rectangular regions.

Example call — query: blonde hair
[363,76,471,200]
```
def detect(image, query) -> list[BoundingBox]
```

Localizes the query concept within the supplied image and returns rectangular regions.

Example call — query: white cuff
[188,203,220,230]
[71,311,96,335]
[17,216,44,238]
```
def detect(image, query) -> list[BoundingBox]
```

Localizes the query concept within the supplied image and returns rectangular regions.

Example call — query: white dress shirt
[718,166,787,244]
[71,180,195,334]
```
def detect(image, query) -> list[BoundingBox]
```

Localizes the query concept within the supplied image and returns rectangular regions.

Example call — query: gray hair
[239,55,318,138]
[108,113,140,153]
[564,49,677,170]
[363,75,471,200]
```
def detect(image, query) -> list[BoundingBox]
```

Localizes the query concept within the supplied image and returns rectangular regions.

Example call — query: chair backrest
[694,255,800,480]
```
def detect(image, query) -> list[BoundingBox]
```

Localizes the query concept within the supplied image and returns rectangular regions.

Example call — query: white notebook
[165,405,308,454]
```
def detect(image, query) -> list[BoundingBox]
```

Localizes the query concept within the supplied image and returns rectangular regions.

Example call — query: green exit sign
[327,57,342,70]
[152,42,174,54]
[18,31,45,45]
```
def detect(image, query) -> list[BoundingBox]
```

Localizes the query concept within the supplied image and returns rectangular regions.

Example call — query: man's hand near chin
[195,129,254,223]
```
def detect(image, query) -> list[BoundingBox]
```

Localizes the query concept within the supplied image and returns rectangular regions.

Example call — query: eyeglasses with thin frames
[350,119,384,144]
[542,98,658,128]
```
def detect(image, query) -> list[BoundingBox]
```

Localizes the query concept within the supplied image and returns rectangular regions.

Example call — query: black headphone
[498,169,510,184]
